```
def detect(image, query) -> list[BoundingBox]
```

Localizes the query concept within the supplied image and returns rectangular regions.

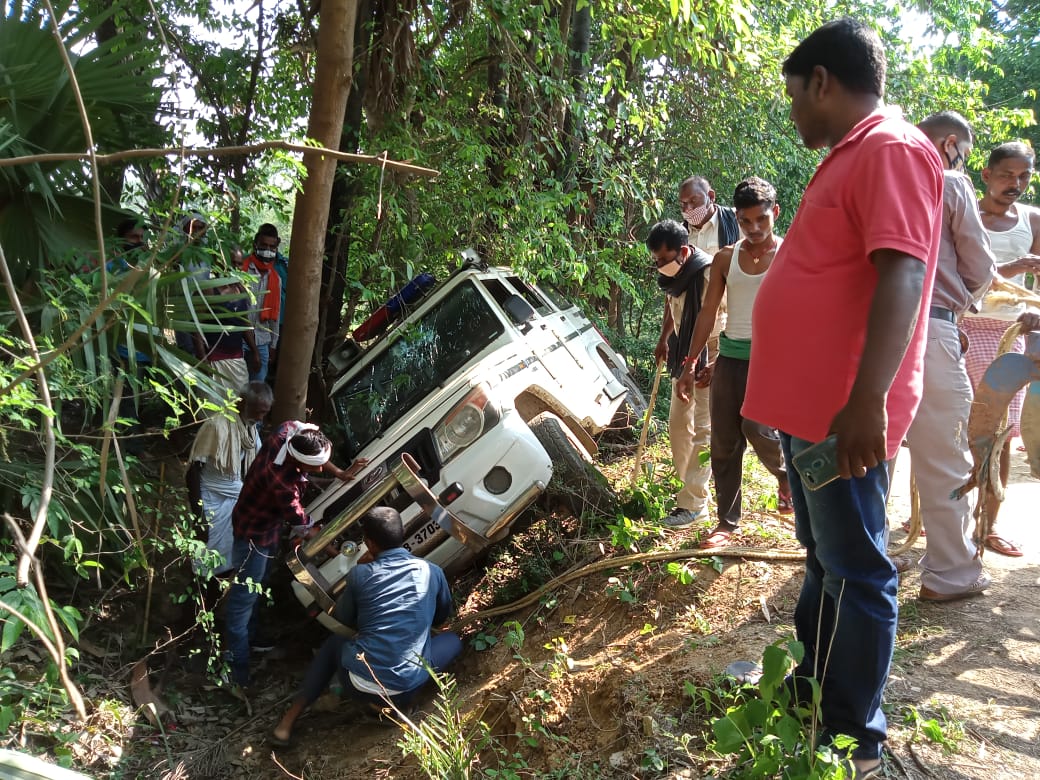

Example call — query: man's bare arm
[828,250,925,479]
[655,303,674,365]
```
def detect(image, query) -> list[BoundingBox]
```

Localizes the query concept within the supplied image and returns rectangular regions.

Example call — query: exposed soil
[33,441,1040,779]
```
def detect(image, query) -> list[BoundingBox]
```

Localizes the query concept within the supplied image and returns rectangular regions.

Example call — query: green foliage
[902,704,965,752]
[0,0,163,285]
[604,515,653,551]
[395,670,488,780]
[666,560,696,586]
[0,550,81,654]
[621,468,683,528]
[605,575,638,604]
[471,631,499,652]
[700,640,857,779]
[502,620,526,654]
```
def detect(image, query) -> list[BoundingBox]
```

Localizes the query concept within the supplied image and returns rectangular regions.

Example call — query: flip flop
[900,520,924,537]
[985,534,1024,557]
[698,529,734,550]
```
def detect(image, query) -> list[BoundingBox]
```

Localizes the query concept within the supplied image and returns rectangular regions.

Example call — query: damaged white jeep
[290,252,645,630]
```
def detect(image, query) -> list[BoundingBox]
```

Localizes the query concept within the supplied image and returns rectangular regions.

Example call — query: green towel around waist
[718,332,751,360]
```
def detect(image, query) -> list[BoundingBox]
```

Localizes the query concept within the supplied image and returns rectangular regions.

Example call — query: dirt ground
[71,444,1040,779]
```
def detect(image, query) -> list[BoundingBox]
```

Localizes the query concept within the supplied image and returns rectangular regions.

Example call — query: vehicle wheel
[613,366,649,421]
[602,366,652,443]
[529,412,619,517]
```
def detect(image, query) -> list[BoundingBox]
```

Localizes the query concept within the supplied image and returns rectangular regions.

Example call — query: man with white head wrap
[223,420,367,687]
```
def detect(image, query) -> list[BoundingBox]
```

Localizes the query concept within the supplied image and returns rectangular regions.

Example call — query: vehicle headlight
[434,384,501,462]
[443,404,483,448]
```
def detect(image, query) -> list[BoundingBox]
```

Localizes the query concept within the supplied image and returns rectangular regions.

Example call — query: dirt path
[879,448,1040,780]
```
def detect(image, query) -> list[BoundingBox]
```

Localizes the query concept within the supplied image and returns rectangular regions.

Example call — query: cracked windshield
[334,280,505,458]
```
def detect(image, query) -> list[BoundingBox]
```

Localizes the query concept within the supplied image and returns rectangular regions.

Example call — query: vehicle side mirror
[503,294,535,327]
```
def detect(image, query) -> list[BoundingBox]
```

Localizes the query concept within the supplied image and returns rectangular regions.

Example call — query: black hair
[782,17,886,97]
[918,111,974,146]
[732,177,777,210]
[679,175,712,195]
[255,223,280,243]
[361,506,405,550]
[115,217,143,238]
[988,141,1034,169]
[290,428,331,457]
[646,219,689,253]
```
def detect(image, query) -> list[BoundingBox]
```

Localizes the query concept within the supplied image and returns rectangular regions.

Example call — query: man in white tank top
[962,142,1040,557]
[979,142,1040,284]
[676,178,791,549]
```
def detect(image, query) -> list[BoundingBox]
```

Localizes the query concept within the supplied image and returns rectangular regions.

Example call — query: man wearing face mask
[241,223,283,382]
[648,219,715,527]
[679,175,741,259]
[892,112,996,600]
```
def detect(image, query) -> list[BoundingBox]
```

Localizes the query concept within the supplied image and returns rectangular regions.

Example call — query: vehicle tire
[602,365,652,443]
[529,412,619,517]
[613,366,649,421]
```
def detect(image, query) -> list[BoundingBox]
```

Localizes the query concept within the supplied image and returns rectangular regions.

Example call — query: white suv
[290,253,645,628]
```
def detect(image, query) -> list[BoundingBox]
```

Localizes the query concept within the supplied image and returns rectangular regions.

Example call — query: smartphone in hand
[792,435,841,491]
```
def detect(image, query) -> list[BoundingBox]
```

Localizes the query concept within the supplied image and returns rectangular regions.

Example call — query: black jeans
[709,355,787,528]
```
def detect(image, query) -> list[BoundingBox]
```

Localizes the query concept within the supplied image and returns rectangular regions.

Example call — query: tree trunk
[607,282,624,333]
[318,0,373,367]
[273,0,359,423]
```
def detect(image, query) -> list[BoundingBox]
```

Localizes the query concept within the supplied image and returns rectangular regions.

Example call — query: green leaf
[775,713,802,752]
[1,612,26,653]
[712,712,749,753]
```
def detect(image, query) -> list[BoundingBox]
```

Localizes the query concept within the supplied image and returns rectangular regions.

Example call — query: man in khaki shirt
[899,111,996,601]
[650,179,739,527]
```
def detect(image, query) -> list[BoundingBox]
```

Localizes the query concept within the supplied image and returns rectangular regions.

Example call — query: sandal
[900,520,924,538]
[984,534,1024,557]
[698,529,734,550]
[267,728,292,748]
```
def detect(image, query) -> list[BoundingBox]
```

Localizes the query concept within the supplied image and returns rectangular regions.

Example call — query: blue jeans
[781,433,896,761]
[245,342,270,382]
[224,538,278,685]
[298,632,464,709]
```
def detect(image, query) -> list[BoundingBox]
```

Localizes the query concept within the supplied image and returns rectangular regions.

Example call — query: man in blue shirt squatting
[269,507,463,746]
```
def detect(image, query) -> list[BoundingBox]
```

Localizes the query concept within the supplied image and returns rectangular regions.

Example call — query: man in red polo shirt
[741,18,942,778]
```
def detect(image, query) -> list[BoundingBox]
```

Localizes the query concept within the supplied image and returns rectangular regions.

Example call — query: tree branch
[0,140,440,177]
[1,516,88,721]
[42,0,108,295]
[0,241,55,589]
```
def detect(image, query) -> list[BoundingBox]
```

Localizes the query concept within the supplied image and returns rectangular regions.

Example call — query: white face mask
[657,259,682,277]
[256,248,277,260]
[682,202,712,228]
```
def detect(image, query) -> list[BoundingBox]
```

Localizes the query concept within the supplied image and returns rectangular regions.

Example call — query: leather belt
[929,305,956,324]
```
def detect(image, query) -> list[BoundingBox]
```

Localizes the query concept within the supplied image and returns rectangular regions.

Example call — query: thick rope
[891,320,1022,558]
[451,545,805,628]
[972,322,1024,551]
